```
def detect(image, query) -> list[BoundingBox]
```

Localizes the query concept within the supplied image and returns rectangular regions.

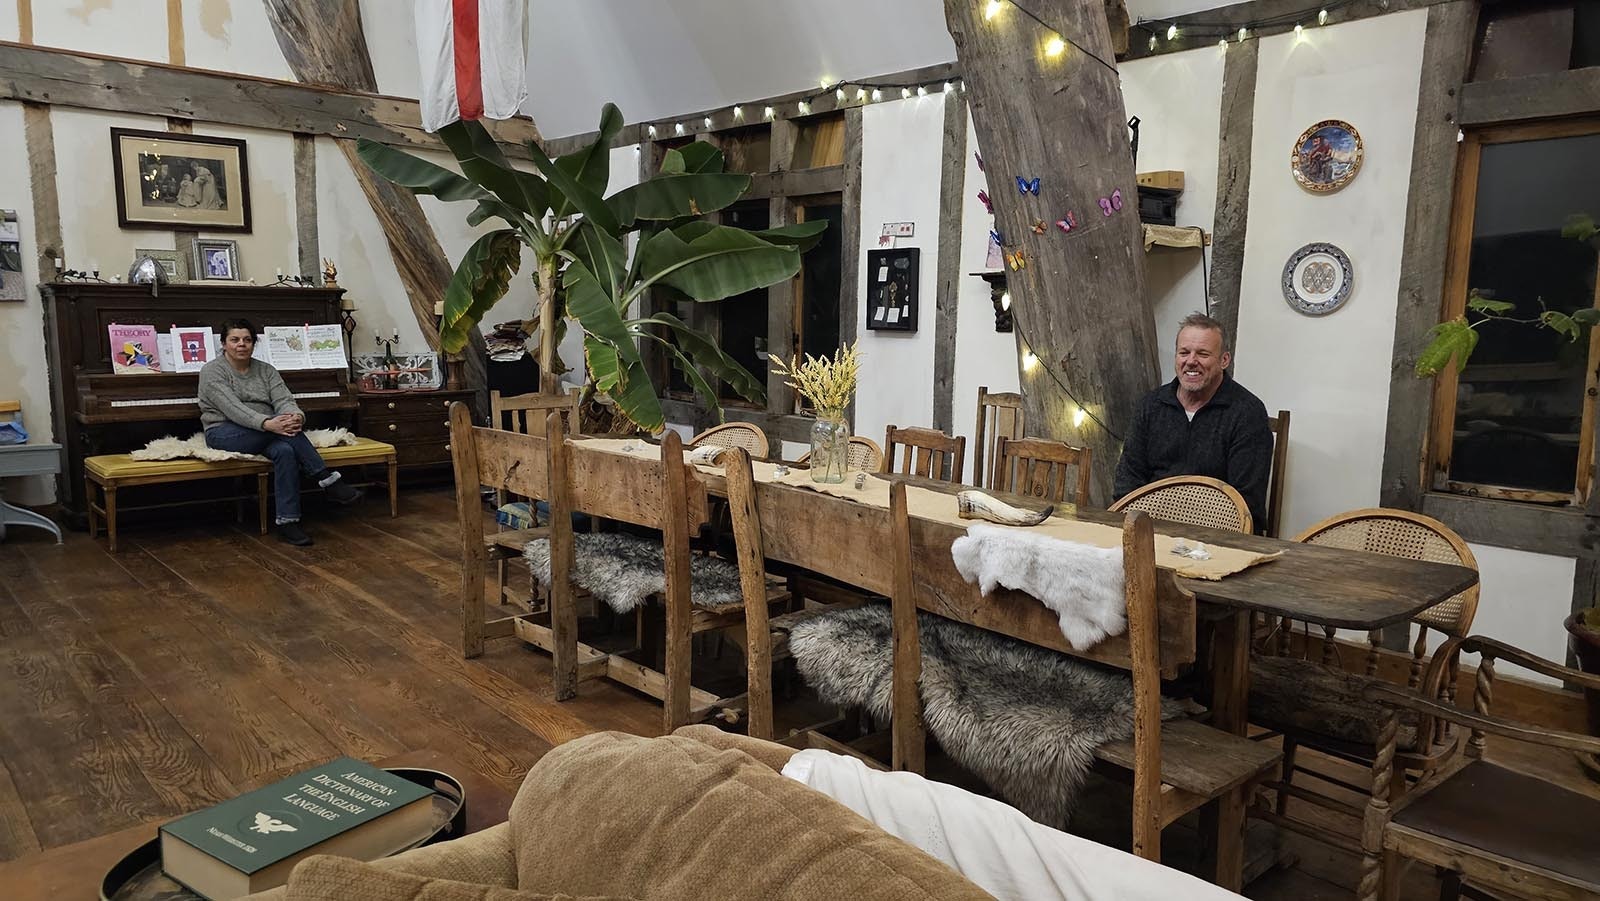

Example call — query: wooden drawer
[397,439,453,467]
[357,391,472,421]
[365,415,451,442]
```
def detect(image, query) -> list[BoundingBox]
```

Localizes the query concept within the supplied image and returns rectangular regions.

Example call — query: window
[1431,120,1600,502]
[717,201,770,403]
[795,197,843,363]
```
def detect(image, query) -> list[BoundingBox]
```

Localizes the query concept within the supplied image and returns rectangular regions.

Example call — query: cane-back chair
[795,436,883,472]
[992,437,1092,508]
[1248,509,1480,844]
[689,422,769,460]
[883,425,966,484]
[973,387,1024,488]
[1358,637,1600,901]
[1109,475,1252,534]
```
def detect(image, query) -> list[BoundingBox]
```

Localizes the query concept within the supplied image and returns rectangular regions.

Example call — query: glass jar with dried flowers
[771,342,861,483]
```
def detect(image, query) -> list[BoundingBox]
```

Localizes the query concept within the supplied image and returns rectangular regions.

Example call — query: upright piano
[41,283,358,519]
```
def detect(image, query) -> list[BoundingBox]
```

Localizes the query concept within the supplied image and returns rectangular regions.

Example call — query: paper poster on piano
[304,324,347,369]
[108,323,163,373]
[172,327,216,372]
[264,325,310,370]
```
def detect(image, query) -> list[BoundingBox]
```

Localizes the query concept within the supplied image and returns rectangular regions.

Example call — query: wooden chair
[488,389,581,610]
[1248,509,1479,843]
[992,436,1092,508]
[1358,637,1600,901]
[887,487,1280,871]
[1109,475,1253,534]
[689,422,769,460]
[973,387,1024,488]
[882,425,966,483]
[794,436,883,472]
[1265,410,1290,539]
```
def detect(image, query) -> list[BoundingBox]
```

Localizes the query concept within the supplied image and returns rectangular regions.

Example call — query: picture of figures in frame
[1291,120,1363,194]
[112,128,252,232]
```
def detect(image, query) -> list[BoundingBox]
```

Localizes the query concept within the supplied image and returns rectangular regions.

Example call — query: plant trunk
[537,257,558,393]
[944,0,1157,505]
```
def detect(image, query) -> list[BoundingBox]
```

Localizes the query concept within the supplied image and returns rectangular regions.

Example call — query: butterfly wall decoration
[1055,212,1078,233]
[990,228,1005,245]
[1031,219,1047,235]
[1097,189,1123,217]
[975,151,985,171]
[1005,249,1026,270]
[977,190,993,214]
[1016,176,1041,196]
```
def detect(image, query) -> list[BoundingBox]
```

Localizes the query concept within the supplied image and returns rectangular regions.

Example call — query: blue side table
[0,442,63,543]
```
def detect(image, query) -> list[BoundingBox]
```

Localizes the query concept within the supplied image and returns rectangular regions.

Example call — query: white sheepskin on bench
[131,428,358,463]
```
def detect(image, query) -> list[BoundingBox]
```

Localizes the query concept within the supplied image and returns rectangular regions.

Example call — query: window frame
[1429,117,1600,505]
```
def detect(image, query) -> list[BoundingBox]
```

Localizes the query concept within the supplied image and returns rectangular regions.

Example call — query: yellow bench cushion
[318,437,397,465]
[85,454,268,480]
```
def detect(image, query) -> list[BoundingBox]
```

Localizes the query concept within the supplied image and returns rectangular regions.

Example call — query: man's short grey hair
[1176,311,1228,351]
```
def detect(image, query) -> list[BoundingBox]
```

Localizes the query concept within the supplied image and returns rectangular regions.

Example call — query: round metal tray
[101,768,465,901]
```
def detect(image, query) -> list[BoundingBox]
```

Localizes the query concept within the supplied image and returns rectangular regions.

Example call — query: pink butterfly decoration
[975,151,984,171]
[1097,188,1124,217]
[977,190,993,214]
[1055,212,1078,233]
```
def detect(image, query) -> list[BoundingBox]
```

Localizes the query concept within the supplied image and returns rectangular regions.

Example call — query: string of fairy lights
[1136,0,1360,51]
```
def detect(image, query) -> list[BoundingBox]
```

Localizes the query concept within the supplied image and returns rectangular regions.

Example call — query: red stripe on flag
[452,0,483,120]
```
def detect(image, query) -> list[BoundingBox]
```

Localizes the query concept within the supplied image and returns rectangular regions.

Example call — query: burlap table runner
[573,438,1279,581]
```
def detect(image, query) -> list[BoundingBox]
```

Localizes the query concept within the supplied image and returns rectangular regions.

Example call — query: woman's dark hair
[219,318,256,342]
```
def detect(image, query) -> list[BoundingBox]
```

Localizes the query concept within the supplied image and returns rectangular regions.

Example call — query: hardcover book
[160,756,435,899]
[108,323,162,373]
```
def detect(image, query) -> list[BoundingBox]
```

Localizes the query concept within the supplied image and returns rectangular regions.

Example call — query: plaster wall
[182,0,295,80]
[0,103,52,505]
[32,0,168,62]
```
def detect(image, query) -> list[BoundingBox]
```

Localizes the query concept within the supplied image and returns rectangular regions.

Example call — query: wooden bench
[84,436,398,552]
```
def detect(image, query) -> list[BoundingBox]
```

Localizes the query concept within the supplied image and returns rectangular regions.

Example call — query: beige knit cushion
[509,731,991,900]
[283,855,630,901]
[247,824,519,901]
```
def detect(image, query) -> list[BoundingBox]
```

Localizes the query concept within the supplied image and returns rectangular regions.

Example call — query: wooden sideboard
[358,389,474,470]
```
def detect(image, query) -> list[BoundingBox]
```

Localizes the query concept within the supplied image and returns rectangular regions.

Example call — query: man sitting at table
[1113,312,1273,529]
[199,318,361,546]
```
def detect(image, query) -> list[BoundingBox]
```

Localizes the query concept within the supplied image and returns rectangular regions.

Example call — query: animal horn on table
[956,490,1053,526]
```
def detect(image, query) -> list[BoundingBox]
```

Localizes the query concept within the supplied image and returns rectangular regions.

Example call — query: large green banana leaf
[607,172,752,227]
[640,332,725,423]
[441,229,522,353]
[436,120,550,218]
[548,104,624,219]
[355,139,526,233]
[584,335,663,432]
[526,137,620,235]
[562,259,638,367]
[634,312,765,404]
[564,220,629,301]
[632,224,803,303]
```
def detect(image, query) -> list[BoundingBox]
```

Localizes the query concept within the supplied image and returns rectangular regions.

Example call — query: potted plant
[356,105,827,434]
[771,342,861,483]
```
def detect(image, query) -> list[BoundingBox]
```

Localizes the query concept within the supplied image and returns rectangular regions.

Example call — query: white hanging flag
[416,0,528,133]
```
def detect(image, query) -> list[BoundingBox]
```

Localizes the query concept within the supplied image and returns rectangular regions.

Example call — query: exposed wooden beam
[948,0,1156,506]
[0,41,538,158]
[1458,68,1600,126]
[1208,37,1257,350]
[765,118,798,420]
[1119,0,1448,62]
[16,0,30,45]
[22,101,62,280]
[263,0,377,92]
[166,0,184,66]
[932,93,967,434]
[745,166,845,200]
[840,107,864,431]
[1419,492,1598,558]
[293,133,320,280]
[1380,1,1480,512]
[1570,560,1598,668]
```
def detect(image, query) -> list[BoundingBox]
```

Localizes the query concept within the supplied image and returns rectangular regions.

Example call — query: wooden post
[944,0,1157,504]
[546,411,578,700]
[1122,511,1162,861]
[724,448,774,739]
[449,401,487,658]
[889,481,926,775]
[661,430,693,730]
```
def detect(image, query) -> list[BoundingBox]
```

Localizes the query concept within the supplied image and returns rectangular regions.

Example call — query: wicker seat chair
[1248,509,1479,846]
[795,436,883,472]
[1108,475,1252,533]
[689,422,769,460]
[992,437,1092,508]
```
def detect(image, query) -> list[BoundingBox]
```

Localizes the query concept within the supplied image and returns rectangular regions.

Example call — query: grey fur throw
[789,604,1184,828]
[524,532,744,614]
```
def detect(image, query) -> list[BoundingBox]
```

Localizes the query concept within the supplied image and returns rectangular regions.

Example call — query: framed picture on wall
[865,247,919,332]
[111,128,252,232]
[0,209,21,302]
[194,239,241,281]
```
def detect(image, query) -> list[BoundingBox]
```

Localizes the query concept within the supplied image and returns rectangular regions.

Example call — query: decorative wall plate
[1291,120,1363,193]
[1281,242,1353,315]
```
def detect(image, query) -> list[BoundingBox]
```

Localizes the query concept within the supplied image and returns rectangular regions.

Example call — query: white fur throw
[951,523,1125,650]
[131,428,357,462]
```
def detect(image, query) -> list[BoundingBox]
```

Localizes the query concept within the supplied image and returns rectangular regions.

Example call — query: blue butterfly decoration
[989,228,1004,245]
[1015,176,1040,196]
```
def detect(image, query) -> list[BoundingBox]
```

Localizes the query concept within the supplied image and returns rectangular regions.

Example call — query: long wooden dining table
[672,459,1479,889]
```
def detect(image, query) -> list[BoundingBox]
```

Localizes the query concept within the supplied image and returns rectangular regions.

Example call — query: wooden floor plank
[0,747,41,859]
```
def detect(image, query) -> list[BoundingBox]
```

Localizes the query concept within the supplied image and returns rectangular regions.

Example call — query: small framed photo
[111,127,252,232]
[134,248,188,284]
[194,239,241,281]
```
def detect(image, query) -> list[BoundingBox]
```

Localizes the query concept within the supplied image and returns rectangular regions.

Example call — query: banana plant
[356,104,826,431]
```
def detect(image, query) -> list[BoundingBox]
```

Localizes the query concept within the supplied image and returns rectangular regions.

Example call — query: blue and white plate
[1281,242,1353,316]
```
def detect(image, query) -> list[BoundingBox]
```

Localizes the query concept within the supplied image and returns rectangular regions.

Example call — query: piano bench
[316,437,399,517]
[83,455,273,553]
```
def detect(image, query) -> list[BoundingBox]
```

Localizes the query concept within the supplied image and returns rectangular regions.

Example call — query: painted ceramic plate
[1281,242,1353,315]
[1291,119,1363,193]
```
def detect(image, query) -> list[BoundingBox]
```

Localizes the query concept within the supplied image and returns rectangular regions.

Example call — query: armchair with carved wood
[1358,636,1600,901]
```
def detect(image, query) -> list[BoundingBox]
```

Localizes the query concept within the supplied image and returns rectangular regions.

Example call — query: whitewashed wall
[853,93,949,451]
[183,0,294,79]
[32,0,167,63]
[0,102,51,505]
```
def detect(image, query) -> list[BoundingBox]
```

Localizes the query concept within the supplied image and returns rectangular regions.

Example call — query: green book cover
[160,757,434,875]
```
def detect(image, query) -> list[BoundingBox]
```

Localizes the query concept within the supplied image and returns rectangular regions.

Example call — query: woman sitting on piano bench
[199,318,361,546]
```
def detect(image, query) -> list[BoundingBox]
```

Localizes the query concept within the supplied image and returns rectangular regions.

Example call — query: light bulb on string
[1072,407,1088,428]
[1000,292,1011,311]
[943,81,953,92]
[872,88,882,101]
[763,106,774,119]
[856,88,867,101]
[1218,38,1228,48]
[1294,22,1304,36]
[798,100,810,114]
[733,106,743,120]
[901,87,911,99]
[674,122,684,135]
[1167,24,1178,40]
[1318,8,1329,24]
[983,0,1004,21]
[1237,27,1248,41]
[1148,33,1157,51]
[647,124,657,137]
[836,88,846,101]
[819,77,831,88]
[1044,35,1066,57]
[1022,350,1038,371]
[703,117,712,128]
[917,85,927,96]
